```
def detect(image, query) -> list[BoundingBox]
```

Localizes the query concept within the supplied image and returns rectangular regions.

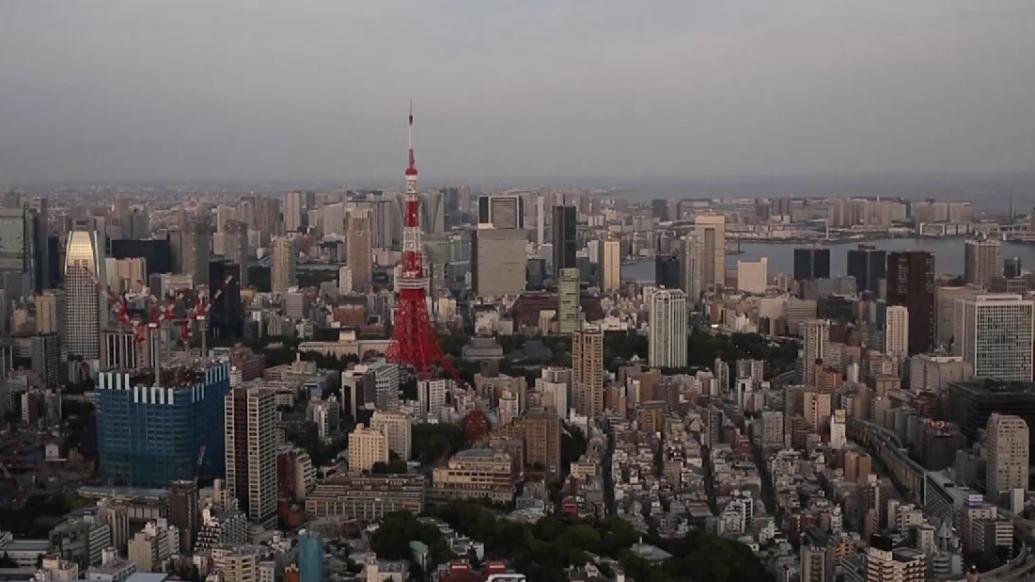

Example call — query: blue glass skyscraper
[96,362,230,487]
[298,530,323,582]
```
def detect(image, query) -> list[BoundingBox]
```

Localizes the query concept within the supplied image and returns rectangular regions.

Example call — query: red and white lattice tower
[386,102,458,379]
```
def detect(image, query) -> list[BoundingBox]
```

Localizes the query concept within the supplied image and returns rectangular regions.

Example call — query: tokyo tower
[386,102,458,379]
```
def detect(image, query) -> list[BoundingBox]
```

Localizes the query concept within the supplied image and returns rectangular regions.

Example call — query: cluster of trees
[0,494,93,537]
[370,511,454,578]
[428,501,771,582]
[411,423,465,466]
[682,330,798,378]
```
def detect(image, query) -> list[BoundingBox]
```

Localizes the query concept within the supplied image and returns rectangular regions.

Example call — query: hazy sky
[1,1,1033,184]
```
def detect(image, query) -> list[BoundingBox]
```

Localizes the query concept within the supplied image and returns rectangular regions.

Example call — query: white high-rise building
[736,258,767,294]
[347,424,389,473]
[986,413,1029,498]
[955,294,1034,381]
[885,305,909,361]
[224,386,277,527]
[599,239,621,292]
[802,319,831,387]
[371,411,412,462]
[417,379,448,422]
[648,288,688,368]
[64,229,106,361]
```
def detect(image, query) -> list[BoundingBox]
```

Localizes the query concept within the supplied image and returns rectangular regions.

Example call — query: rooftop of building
[949,379,1035,395]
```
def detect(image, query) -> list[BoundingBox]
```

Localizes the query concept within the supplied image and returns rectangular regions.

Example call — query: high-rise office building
[887,251,935,354]
[479,194,524,230]
[736,258,767,294]
[225,385,277,527]
[884,305,909,362]
[96,362,230,487]
[253,196,281,243]
[655,255,681,290]
[794,247,831,281]
[802,319,830,387]
[572,326,604,418]
[177,216,211,286]
[648,288,688,368]
[955,294,1034,382]
[32,333,61,389]
[985,413,1029,498]
[30,197,50,292]
[948,380,1035,463]
[64,229,105,361]
[694,214,725,292]
[283,191,304,233]
[557,267,580,334]
[270,236,295,294]
[417,379,448,422]
[347,423,389,473]
[168,480,199,553]
[1005,257,1023,279]
[552,206,576,274]
[222,220,250,288]
[682,231,705,302]
[847,245,886,294]
[599,239,621,291]
[111,239,172,278]
[208,260,243,339]
[964,238,1002,289]
[346,209,372,292]
[472,228,527,296]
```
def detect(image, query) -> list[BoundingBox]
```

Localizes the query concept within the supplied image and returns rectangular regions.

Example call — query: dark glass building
[209,260,243,339]
[1005,257,1022,279]
[793,247,830,281]
[847,244,886,294]
[887,251,935,353]
[96,362,230,487]
[655,255,681,289]
[110,238,173,278]
[948,380,1035,461]
[552,205,577,274]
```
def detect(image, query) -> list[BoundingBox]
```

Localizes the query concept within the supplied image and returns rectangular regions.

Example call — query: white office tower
[954,294,1035,381]
[884,305,909,361]
[64,229,106,361]
[417,379,448,422]
[648,288,688,368]
[985,413,1029,500]
[736,258,767,294]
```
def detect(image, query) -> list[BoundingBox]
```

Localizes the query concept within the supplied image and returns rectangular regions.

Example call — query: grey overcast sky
[1,0,1033,184]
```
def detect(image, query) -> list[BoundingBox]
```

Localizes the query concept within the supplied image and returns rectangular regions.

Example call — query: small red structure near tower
[386,102,458,380]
